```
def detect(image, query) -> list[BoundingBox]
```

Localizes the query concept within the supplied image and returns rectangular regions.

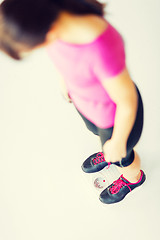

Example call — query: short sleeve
[92,30,126,82]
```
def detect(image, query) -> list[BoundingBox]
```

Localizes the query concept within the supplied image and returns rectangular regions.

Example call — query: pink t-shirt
[47,19,126,128]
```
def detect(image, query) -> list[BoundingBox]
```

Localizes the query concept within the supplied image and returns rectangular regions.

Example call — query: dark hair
[0,0,107,60]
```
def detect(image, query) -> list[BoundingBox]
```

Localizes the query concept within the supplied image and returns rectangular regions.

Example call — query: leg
[116,149,141,183]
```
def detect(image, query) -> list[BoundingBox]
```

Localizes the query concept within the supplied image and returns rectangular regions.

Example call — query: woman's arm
[101,67,138,162]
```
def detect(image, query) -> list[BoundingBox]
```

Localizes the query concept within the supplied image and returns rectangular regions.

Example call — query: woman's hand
[61,87,72,103]
[103,138,127,163]
[59,77,72,103]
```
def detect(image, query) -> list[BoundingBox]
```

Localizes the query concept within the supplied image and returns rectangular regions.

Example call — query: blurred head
[0,0,106,60]
[0,0,61,59]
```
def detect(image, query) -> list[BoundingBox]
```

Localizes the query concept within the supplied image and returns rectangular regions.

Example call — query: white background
[0,0,160,239]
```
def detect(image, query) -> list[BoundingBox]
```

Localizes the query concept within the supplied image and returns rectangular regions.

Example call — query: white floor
[0,1,160,240]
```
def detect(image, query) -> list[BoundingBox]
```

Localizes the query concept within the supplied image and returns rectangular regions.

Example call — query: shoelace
[92,152,111,169]
[109,176,131,194]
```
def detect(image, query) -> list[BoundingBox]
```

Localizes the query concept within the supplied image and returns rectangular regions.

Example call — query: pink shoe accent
[92,152,105,165]
[92,152,111,168]
[121,170,143,185]
[109,170,144,195]
[109,177,132,194]
[106,162,111,169]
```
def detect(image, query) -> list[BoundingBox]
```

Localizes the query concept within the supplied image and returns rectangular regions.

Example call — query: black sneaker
[99,170,146,204]
[81,152,111,173]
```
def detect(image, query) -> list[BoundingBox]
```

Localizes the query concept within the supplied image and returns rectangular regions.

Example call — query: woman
[0,0,146,204]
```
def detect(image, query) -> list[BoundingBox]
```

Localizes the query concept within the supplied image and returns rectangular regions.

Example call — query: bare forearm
[111,99,138,144]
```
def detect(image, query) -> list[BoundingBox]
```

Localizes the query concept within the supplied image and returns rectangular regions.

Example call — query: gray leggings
[75,84,144,167]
